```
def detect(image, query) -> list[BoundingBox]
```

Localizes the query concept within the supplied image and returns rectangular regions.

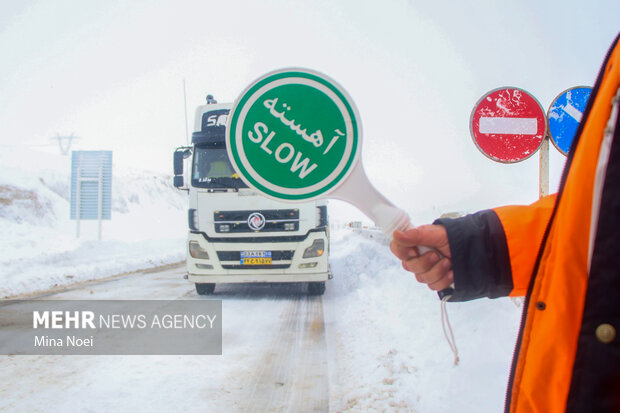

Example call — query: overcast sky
[1,0,619,222]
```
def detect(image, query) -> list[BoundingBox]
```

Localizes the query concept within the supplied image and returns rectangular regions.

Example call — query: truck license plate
[240,251,272,265]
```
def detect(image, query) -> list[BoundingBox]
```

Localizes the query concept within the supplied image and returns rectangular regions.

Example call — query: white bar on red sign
[479,117,538,135]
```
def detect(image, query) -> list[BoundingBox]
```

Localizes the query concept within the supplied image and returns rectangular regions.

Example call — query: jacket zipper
[502,32,620,413]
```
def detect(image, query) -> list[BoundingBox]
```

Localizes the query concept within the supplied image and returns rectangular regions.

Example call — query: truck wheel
[196,283,215,295]
[308,282,325,296]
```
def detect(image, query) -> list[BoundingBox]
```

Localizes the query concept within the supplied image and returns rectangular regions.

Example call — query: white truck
[173,96,331,295]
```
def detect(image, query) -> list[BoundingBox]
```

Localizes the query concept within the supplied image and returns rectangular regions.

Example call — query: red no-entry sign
[470,87,547,163]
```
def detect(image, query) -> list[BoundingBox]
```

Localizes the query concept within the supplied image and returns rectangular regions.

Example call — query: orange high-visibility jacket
[436,33,620,413]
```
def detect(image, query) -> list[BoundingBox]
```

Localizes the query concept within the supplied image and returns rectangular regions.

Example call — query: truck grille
[213,209,300,233]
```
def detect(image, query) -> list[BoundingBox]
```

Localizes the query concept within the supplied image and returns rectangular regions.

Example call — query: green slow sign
[227,68,361,201]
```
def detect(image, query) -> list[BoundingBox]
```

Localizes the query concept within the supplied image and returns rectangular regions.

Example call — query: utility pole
[51,134,79,155]
[183,79,190,145]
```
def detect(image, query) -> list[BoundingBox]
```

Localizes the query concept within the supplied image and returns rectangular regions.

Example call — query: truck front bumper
[186,230,330,284]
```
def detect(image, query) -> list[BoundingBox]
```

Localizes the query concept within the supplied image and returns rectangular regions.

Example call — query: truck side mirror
[173,147,192,189]
[173,151,185,175]
[173,175,184,188]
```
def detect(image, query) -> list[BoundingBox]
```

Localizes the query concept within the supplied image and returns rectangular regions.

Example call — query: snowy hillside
[0,146,187,298]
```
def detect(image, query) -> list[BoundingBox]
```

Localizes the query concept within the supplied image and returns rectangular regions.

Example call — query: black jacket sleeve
[433,209,513,302]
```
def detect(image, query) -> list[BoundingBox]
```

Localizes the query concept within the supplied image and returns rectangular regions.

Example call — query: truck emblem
[216,114,228,126]
[247,212,266,231]
[206,113,229,127]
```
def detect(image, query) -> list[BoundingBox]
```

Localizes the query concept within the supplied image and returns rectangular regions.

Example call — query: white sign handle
[329,162,409,234]
[330,161,454,300]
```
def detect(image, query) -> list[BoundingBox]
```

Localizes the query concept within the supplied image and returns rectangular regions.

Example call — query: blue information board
[70,151,112,220]
[547,86,592,155]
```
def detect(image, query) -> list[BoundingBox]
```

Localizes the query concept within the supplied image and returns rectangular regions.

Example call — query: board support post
[539,134,549,199]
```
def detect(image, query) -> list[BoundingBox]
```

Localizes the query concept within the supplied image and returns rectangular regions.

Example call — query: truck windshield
[191,146,248,189]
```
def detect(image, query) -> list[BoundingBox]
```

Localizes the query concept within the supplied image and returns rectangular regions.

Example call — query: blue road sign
[547,86,592,155]
[70,151,113,220]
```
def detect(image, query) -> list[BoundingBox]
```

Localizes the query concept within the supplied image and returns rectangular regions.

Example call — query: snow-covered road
[0,264,331,412]
[0,230,521,413]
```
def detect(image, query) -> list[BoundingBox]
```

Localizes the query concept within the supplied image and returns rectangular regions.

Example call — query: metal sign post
[539,135,549,198]
[71,151,113,240]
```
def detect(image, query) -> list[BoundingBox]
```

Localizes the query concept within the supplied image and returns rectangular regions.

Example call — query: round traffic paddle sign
[227,68,361,201]
[470,87,547,163]
[228,68,452,299]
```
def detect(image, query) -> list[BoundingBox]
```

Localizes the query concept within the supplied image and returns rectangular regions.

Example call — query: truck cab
[174,98,331,295]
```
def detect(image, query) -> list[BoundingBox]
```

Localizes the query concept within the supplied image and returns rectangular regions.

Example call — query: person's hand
[390,225,453,291]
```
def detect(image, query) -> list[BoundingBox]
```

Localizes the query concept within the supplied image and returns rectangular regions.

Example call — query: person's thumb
[395,225,450,257]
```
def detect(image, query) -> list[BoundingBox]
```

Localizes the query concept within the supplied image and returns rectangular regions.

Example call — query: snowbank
[324,229,522,413]
[0,146,187,298]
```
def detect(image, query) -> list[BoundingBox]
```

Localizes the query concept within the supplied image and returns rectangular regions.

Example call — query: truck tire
[308,281,325,296]
[195,283,215,295]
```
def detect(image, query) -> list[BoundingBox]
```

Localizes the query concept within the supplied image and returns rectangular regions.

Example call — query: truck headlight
[189,241,209,259]
[217,224,230,232]
[303,239,324,258]
[284,222,296,231]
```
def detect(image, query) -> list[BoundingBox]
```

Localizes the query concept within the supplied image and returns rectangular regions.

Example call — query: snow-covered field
[0,146,187,298]
[0,146,522,412]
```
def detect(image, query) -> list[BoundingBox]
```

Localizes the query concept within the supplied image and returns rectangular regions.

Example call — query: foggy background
[1,0,618,223]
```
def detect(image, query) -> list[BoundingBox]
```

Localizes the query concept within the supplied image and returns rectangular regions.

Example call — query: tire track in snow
[241,294,328,412]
